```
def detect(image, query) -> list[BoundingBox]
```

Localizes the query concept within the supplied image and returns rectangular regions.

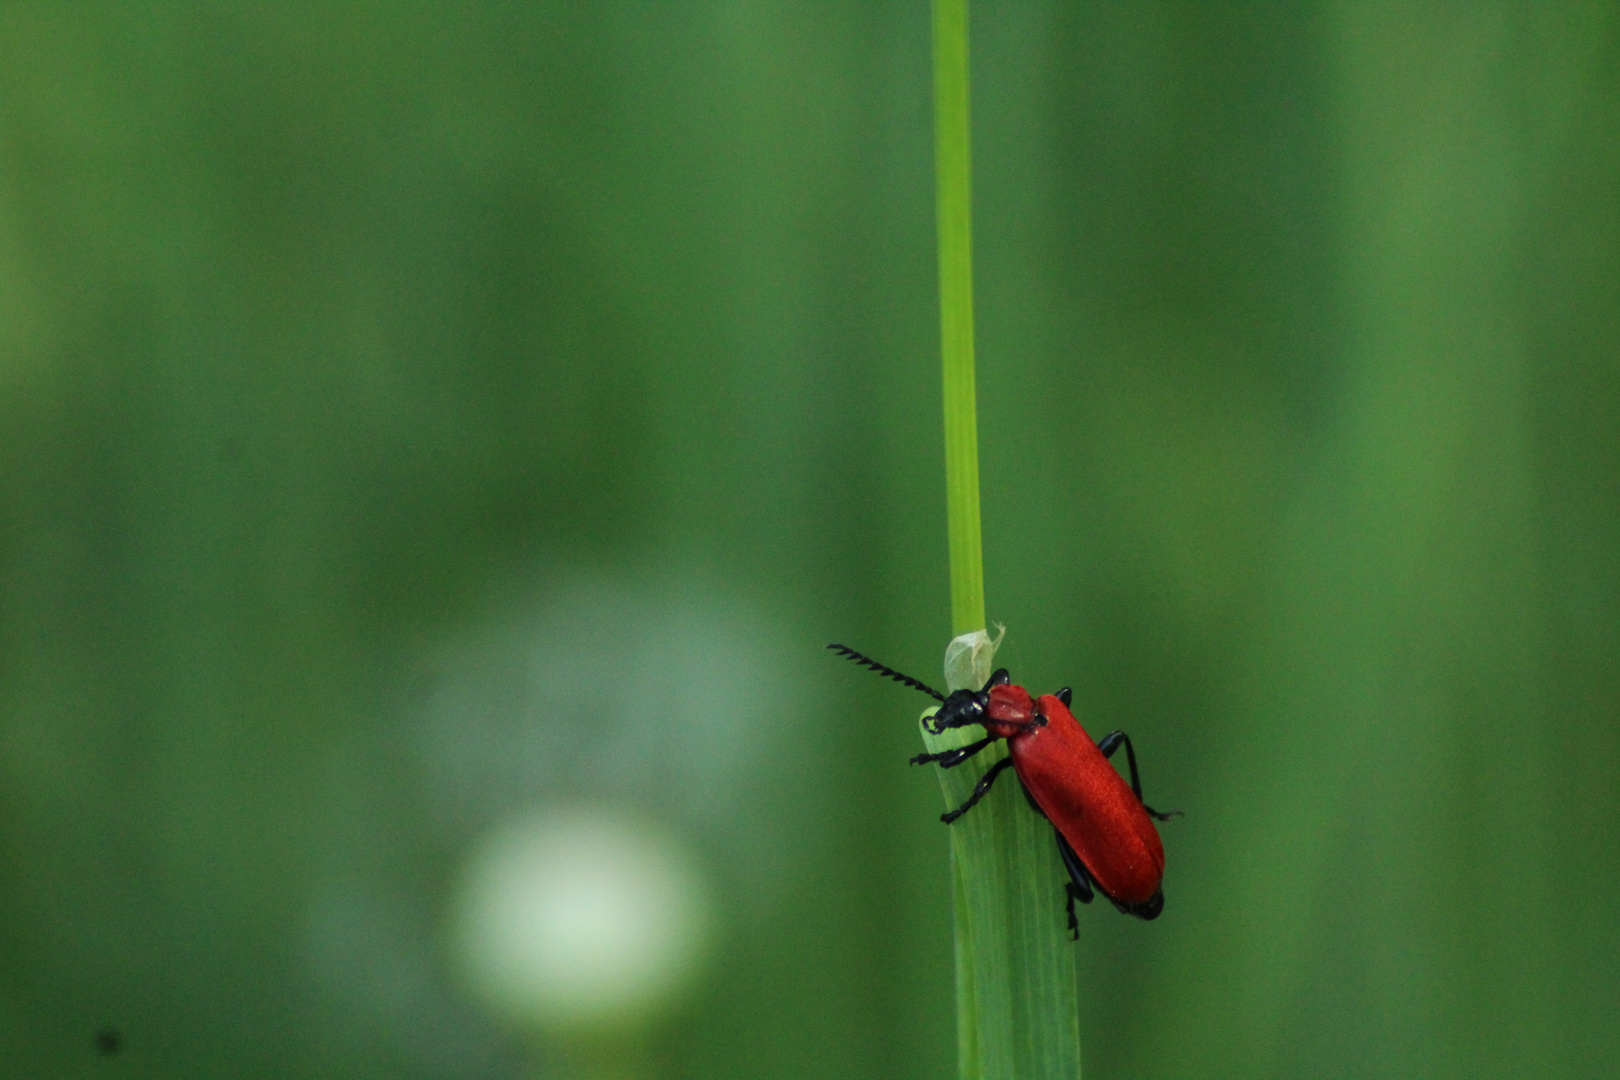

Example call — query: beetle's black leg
[1094,730,1139,796]
[940,756,1014,824]
[1055,687,1072,706]
[1054,829,1094,903]
[1020,776,1046,816]
[1095,729,1183,821]
[911,734,997,769]
[1052,827,1095,940]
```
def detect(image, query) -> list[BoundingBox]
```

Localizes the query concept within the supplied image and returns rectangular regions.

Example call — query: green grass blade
[923,635,1081,1080]
[933,0,984,639]
[930,3,1082,1077]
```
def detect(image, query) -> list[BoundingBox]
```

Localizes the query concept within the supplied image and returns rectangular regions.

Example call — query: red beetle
[830,644,1180,930]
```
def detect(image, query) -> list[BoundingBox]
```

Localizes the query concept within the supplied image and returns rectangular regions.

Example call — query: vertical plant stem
[928,4,1082,1078]
[934,0,984,638]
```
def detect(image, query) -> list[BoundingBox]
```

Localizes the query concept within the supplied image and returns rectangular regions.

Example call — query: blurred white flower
[450,803,714,1032]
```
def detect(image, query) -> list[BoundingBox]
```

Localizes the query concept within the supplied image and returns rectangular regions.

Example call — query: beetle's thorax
[983,683,1038,738]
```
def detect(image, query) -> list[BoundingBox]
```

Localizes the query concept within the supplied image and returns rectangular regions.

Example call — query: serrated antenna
[826,644,946,702]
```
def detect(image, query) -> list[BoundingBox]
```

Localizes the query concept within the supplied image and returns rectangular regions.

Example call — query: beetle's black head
[924,688,982,734]
[923,668,1012,734]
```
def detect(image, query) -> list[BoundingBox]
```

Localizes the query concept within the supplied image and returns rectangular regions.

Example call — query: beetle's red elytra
[829,644,1180,932]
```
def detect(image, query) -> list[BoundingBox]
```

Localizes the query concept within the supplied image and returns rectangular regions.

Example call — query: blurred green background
[3,3,1618,1078]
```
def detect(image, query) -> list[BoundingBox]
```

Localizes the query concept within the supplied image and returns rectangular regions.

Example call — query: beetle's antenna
[827,644,947,702]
